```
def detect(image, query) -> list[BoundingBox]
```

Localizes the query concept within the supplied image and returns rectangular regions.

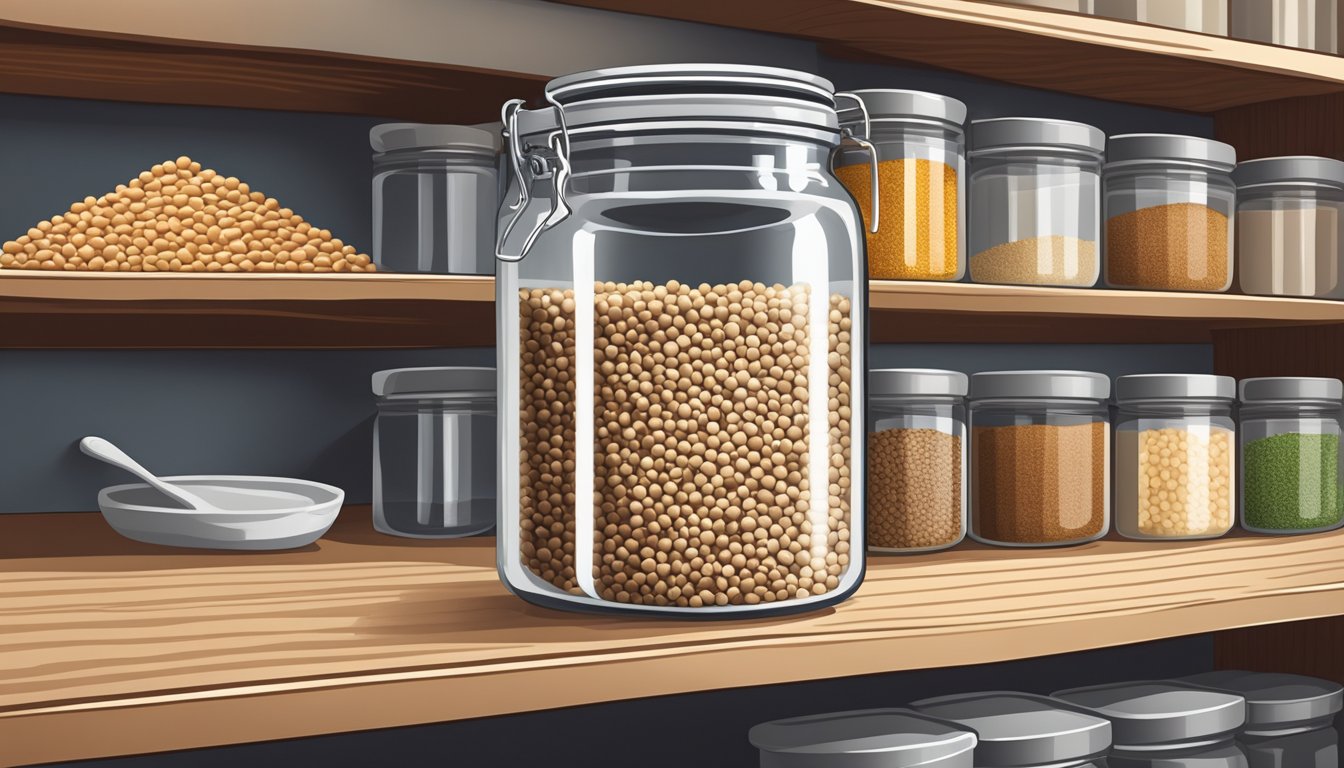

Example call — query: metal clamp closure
[495,93,574,263]
[834,92,879,234]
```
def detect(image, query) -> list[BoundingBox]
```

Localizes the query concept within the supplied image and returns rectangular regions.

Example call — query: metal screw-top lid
[749,709,977,768]
[839,89,967,127]
[1115,374,1236,403]
[970,117,1105,156]
[1234,156,1344,190]
[372,366,496,398]
[871,369,968,398]
[1182,671,1344,735]
[910,691,1112,767]
[1106,134,1236,171]
[370,123,500,154]
[968,370,1110,401]
[1239,377,1344,403]
[1052,681,1246,750]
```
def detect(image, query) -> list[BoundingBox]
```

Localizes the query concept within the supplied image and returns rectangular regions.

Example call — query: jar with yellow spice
[836,90,966,281]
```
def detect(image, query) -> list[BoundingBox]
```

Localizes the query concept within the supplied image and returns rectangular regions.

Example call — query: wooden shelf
[553,0,1344,113]
[1,510,1341,765]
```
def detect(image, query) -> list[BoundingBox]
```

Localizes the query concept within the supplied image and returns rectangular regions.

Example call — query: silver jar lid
[1115,374,1235,403]
[1234,155,1344,189]
[969,370,1110,401]
[1182,671,1344,735]
[372,366,496,398]
[1053,682,1245,750]
[871,368,968,397]
[970,117,1105,156]
[1239,376,1344,402]
[749,709,976,768]
[839,89,967,127]
[1106,134,1236,171]
[911,692,1112,767]
[370,123,500,154]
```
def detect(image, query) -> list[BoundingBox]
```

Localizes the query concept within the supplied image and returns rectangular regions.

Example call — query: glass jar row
[868,370,1344,552]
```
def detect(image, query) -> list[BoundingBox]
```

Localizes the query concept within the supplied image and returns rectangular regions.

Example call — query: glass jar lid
[911,691,1112,766]
[749,709,976,767]
[1053,682,1245,750]
[1115,374,1235,403]
[871,368,968,398]
[1233,155,1344,190]
[1182,671,1344,735]
[1239,376,1344,403]
[969,370,1110,401]
[370,123,500,155]
[1106,133,1236,172]
[839,89,967,127]
[372,366,496,398]
[969,117,1104,157]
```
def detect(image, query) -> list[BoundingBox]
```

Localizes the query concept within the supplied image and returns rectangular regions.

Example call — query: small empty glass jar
[1239,377,1344,535]
[1114,374,1236,541]
[372,366,496,538]
[750,709,977,768]
[867,369,967,554]
[1183,670,1343,768]
[911,691,1112,768]
[1235,156,1344,299]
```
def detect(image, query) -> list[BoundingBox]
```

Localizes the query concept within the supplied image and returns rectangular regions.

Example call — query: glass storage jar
[495,64,867,616]
[372,366,496,538]
[1234,156,1344,299]
[968,371,1111,547]
[1239,377,1344,535]
[836,89,967,281]
[1231,0,1337,53]
[867,369,967,553]
[371,123,499,275]
[1054,682,1249,768]
[1094,0,1228,34]
[1104,134,1237,292]
[968,118,1105,287]
[750,709,977,768]
[1183,670,1342,768]
[911,691,1113,768]
[1114,374,1236,541]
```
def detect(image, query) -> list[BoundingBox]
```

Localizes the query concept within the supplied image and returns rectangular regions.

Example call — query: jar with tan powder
[836,90,967,282]
[1234,156,1344,299]
[968,371,1111,547]
[1104,134,1236,293]
[1114,374,1236,541]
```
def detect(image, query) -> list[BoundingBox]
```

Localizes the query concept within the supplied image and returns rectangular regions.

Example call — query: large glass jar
[1239,377,1344,535]
[371,123,499,275]
[494,64,867,616]
[969,118,1105,287]
[836,90,967,282]
[1183,670,1342,768]
[867,368,967,553]
[1104,134,1236,292]
[1234,156,1344,299]
[1114,374,1236,541]
[968,371,1111,547]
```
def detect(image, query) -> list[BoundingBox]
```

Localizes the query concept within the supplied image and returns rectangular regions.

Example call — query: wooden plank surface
[553,0,1344,112]
[1,511,1342,765]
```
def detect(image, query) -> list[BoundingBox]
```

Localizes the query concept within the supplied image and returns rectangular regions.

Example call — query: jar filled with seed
[1104,134,1236,293]
[1114,374,1236,541]
[867,368,967,553]
[968,371,1111,547]
[1239,377,1344,535]
[495,64,866,617]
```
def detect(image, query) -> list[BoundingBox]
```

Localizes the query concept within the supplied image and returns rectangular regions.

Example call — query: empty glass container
[372,366,496,538]
[911,691,1112,768]
[1239,377,1344,535]
[1183,670,1342,768]
[750,709,977,768]
[1235,156,1344,299]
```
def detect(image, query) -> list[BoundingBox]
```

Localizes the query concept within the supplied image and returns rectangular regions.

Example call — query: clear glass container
[371,123,499,275]
[1234,156,1344,299]
[1238,377,1344,535]
[836,90,967,281]
[968,118,1105,287]
[1231,0,1337,53]
[1183,670,1342,768]
[495,64,866,616]
[372,366,496,538]
[867,369,967,553]
[911,692,1112,768]
[968,371,1111,547]
[1114,374,1236,541]
[1094,0,1228,34]
[1055,682,1248,768]
[1104,134,1237,292]
[750,709,977,768]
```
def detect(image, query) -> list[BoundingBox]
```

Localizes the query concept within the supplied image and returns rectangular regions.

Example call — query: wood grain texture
[0,19,546,123]
[1215,616,1344,684]
[1216,92,1344,161]
[552,0,1344,112]
[1,511,1342,765]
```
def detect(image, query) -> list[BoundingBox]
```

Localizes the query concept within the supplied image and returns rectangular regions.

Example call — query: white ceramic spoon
[80,436,212,510]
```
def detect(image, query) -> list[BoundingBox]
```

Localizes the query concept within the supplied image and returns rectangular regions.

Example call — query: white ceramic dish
[97,475,344,550]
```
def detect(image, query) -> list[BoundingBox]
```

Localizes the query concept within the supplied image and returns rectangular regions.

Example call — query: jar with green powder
[1239,377,1344,535]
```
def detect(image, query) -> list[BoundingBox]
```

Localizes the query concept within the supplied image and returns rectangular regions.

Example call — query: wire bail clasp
[496,95,573,263]
[834,92,880,234]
